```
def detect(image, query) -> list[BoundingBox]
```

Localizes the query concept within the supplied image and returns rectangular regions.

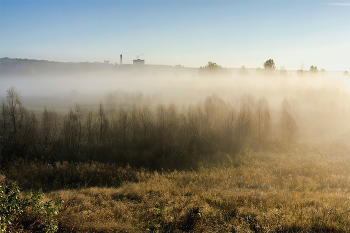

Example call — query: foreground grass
[37,145,350,232]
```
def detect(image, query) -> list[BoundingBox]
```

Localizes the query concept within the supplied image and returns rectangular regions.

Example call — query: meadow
[2,144,350,232]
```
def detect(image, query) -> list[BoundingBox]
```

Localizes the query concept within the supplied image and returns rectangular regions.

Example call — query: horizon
[0,0,349,71]
[1,57,348,72]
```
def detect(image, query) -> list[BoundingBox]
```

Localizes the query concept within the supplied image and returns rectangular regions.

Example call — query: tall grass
[40,147,349,232]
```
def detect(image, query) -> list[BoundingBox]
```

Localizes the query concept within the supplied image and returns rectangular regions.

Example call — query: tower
[120,54,122,65]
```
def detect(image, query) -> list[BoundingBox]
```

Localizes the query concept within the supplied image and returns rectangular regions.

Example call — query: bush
[0,182,62,232]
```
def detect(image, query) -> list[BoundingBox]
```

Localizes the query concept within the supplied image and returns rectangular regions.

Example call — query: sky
[0,0,349,70]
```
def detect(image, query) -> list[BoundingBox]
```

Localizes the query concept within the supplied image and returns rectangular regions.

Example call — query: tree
[279,66,287,76]
[204,61,220,69]
[255,97,271,143]
[343,71,349,77]
[263,59,276,70]
[0,87,37,160]
[310,66,318,73]
[62,105,83,161]
[239,66,249,76]
[297,63,304,77]
[41,107,59,157]
[280,99,298,147]
[199,62,229,76]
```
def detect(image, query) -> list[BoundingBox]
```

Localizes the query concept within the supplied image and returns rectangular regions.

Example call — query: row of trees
[202,59,328,77]
[0,88,299,170]
[199,62,230,76]
[264,59,325,73]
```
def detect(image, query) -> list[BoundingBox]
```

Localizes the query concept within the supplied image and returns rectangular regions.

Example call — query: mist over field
[1,58,349,143]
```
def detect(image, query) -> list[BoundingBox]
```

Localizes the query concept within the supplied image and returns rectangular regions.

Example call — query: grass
[21,143,348,232]
[3,160,140,192]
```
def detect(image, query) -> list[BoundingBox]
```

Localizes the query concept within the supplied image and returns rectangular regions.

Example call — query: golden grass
[44,145,350,232]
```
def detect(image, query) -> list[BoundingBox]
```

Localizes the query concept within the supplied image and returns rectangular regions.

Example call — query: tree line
[0,88,298,170]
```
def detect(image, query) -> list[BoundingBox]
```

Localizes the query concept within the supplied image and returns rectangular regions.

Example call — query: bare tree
[62,104,83,161]
[255,97,271,143]
[42,107,59,149]
[0,87,37,160]
[280,99,299,147]
[222,109,236,153]
[85,110,95,160]
[97,103,109,149]
[236,104,252,143]
[139,106,153,148]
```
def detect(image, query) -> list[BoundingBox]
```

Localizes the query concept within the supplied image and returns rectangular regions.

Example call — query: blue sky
[0,0,349,70]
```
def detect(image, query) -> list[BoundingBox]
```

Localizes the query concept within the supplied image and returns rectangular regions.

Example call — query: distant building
[104,60,109,64]
[120,54,122,65]
[133,59,145,65]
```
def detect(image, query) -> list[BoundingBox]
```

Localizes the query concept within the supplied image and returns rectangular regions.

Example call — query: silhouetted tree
[61,105,83,161]
[236,103,252,144]
[0,87,37,160]
[280,99,299,147]
[310,66,318,73]
[199,62,229,76]
[263,59,276,70]
[255,97,271,143]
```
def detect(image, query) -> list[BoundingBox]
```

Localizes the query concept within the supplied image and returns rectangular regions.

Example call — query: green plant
[0,182,22,231]
[0,182,62,232]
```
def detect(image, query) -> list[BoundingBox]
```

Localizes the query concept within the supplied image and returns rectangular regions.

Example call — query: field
[52,147,350,232]
[1,70,350,232]
[2,144,350,232]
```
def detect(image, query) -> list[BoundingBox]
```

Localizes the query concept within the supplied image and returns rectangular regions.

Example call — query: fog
[1,61,349,145]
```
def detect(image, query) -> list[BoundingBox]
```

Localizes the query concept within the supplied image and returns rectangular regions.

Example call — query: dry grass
[3,160,140,191]
[42,144,350,232]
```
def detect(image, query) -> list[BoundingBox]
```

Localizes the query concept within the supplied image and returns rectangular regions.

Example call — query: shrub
[0,182,62,232]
